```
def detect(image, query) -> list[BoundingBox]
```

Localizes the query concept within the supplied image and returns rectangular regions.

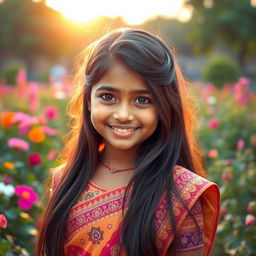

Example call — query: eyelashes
[98,93,152,105]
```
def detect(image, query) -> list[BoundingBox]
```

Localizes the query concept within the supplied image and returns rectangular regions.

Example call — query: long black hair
[37,28,205,256]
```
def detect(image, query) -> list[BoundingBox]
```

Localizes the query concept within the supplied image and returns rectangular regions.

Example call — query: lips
[108,125,139,137]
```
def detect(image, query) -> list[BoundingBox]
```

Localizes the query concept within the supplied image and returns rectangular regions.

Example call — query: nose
[113,102,134,121]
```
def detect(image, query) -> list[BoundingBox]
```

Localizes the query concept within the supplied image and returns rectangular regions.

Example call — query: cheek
[143,109,159,131]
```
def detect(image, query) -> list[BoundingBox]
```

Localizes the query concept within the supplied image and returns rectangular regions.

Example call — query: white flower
[0,182,15,197]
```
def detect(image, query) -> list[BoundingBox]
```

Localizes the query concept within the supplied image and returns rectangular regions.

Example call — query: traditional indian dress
[51,165,220,256]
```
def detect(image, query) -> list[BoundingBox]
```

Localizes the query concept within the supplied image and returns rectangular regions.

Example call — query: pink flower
[237,139,245,150]
[234,77,250,107]
[222,172,233,181]
[247,201,256,213]
[226,159,234,165]
[16,68,27,84]
[0,214,7,228]
[28,153,42,166]
[18,116,38,130]
[28,82,39,113]
[3,175,13,185]
[245,214,256,227]
[15,185,38,210]
[41,126,58,136]
[208,149,218,159]
[220,207,228,216]
[47,149,57,160]
[208,118,220,130]
[7,138,29,151]
[44,106,58,120]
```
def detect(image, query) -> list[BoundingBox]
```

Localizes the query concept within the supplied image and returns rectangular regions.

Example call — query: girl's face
[88,60,158,152]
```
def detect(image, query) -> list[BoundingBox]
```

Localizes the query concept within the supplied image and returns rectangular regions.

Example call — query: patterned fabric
[51,165,220,256]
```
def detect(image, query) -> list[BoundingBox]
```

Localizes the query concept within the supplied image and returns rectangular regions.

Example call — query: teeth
[112,127,135,133]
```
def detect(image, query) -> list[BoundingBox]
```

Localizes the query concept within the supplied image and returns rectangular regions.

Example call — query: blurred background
[0,0,255,255]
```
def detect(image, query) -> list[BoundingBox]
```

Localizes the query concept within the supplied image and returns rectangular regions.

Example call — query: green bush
[203,56,240,88]
[1,61,24,86]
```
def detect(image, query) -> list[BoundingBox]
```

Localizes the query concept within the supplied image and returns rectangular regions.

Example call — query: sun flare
[46,0,190,24]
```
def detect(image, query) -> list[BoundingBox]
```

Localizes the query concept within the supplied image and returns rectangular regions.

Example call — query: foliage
[0,85,66,255]
[185,0,256,67]
[193,77,256,255]
[202,56,240,88]
[0,0,72,61]
[0,61,24,85]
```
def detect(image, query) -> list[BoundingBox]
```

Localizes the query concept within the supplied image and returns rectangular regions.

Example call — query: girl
[36,28,220,256]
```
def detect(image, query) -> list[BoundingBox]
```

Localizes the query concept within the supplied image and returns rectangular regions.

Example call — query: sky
[46,0,191,24]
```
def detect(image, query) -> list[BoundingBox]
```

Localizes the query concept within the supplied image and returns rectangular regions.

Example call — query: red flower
[28,153,42,166]
[0,214,7,228]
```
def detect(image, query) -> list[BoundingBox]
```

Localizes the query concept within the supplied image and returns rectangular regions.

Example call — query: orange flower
[28,127,45,143]
[4,161,15,169]
[1,112,15,128]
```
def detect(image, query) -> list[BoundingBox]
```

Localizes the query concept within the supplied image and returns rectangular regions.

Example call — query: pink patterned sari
[51,165,220,256]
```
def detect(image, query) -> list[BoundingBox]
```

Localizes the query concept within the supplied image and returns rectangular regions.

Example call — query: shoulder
[173,165,219,192]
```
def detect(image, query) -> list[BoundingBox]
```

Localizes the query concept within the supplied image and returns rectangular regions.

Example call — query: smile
[108,125,139,137]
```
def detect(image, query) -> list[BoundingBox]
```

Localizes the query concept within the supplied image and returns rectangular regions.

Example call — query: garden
[0,0,256,255]
[0,66,255,255]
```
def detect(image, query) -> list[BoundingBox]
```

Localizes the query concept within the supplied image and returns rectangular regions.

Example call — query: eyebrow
[96,86,151,94]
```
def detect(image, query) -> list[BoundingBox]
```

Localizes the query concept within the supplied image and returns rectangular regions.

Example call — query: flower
[226,159,234,165]
[28,127,45,143]
[44,106,58,120]
[234,77,250,107]
[7,138,29,151]
[220,207,228,216]
[250,134,256,146]
[0,182,15,197]
[237,139,245,150]
[208,118,220,130]
[41,126,58,136]
[47,149,56,160]
[1,112,15,128]
[222,172,233,181]
[3,175,13,185]
[208,149,218,159]
[28,153,42,166]
[4,161,15,169]
[15,185,39,210]
[0,214,7,228]
[245,214,256,227]
[247,201,256,213]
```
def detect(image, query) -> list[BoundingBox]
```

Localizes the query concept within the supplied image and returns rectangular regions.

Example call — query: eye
[100,93,115,102]
[135,96,152,105]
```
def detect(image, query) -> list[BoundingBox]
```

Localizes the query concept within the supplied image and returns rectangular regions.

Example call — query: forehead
[93,61,149,92]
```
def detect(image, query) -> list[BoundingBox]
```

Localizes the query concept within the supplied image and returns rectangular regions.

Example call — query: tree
[0,0,73,63]
[185,0,256,70]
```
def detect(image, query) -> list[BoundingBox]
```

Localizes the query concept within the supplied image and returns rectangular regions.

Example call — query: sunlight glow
[46,0,188,24]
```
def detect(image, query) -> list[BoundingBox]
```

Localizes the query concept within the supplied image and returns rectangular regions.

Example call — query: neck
[101,143,139,168]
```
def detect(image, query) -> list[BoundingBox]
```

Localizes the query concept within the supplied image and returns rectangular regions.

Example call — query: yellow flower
[4,161,15,169]
[28,127,45,143]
